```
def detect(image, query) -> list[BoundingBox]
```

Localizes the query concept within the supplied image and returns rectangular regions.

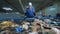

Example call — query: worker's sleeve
[32,7,36,15]
[32,7,35,12]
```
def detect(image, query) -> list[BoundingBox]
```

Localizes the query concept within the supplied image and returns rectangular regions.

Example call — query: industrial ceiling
[0,0,57,14]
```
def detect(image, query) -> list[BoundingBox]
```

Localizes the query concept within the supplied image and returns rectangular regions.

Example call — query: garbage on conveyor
[0,18,60,34]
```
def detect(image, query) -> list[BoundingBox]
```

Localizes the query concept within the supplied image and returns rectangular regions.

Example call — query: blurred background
[0,0,60,18]
[0,0,60,34]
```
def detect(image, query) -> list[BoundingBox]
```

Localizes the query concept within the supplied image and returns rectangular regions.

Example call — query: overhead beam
[4,0,24,14]
[35,0,56,12]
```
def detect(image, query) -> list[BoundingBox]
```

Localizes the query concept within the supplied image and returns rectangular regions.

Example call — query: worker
[25,2,36,18]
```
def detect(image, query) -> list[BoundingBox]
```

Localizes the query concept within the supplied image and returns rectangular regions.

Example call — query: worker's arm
[32,7,36,16]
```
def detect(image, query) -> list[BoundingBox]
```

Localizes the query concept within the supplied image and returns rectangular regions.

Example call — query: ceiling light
[2,7,13,11]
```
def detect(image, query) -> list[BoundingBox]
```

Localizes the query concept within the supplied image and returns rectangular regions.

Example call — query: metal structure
[0,0,57,14]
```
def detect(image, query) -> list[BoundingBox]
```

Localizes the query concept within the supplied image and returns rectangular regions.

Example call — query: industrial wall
[36,3,58,17]
[57,2,60,13]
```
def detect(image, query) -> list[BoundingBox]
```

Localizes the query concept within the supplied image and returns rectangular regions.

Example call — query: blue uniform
[26,7,35,18]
